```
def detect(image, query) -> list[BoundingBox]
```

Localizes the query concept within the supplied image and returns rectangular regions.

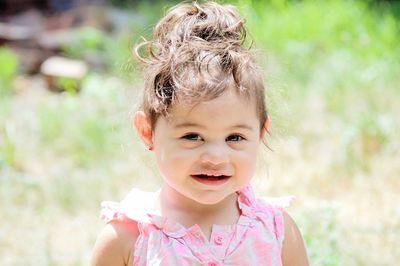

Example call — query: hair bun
[133,1,247,67]
[153,2,246,50]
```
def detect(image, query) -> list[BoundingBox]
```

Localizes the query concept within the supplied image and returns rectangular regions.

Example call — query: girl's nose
[200,143,229,166]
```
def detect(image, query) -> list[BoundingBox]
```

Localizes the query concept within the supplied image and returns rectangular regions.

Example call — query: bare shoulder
[90,218,139,266]
[281,210,310,266]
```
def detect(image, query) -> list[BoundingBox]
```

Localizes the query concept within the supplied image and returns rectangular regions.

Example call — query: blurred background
[0,0,399,265]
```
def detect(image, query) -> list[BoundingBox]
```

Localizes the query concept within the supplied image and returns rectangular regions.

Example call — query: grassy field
[0,0,399,265]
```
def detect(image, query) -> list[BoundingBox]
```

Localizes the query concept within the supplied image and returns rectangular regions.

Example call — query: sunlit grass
[0,47,19,97]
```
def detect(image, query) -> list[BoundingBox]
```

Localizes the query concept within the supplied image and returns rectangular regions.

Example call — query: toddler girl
[91,1,308,265]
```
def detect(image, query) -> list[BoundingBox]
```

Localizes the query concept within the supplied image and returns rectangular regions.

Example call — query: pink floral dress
[100,185,292,266]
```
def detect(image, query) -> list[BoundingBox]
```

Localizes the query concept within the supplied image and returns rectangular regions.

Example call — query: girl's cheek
[163,146,197,162]
[172,149,198,162]
[236,150,258,167]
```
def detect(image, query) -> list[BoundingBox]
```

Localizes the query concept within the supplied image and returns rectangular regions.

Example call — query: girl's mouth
[190,174,231,185]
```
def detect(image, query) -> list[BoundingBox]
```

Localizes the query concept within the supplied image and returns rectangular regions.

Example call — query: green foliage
[56,77,80,95]
[0,47,18,96]
[62,25,139,80]
[51,175,83,214]
[37,105,65,143]
[62,27,106,59]
[37,74,126,166]
[238,0,400,87]
[70,116,112,164]
[0,171,45,214]
[37,101,109,166]
[0,100,15,169]
[244,0,399,57]
[340,112,395,172]
[299,204,343,266]
[0,127,17,168]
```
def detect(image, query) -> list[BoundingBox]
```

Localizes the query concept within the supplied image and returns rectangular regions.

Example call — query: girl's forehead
[165,89,259,126]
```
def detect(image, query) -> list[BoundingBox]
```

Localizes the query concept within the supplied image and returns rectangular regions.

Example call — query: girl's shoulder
[91,188,155,266]
[281,210,310,265]
[90,217,139,266]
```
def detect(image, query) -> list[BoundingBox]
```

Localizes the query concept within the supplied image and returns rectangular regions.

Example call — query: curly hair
[134,1,267,131]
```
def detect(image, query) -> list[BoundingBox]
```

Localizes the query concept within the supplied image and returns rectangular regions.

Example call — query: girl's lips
[190,174,231,186]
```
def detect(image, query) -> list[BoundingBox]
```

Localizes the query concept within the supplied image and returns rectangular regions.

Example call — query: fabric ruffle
[236,186,294,243]
[100,188,161,225]
[100,185,293,241]
[100,201,125,223]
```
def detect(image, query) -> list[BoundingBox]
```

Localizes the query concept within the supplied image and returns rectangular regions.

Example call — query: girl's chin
[189,191,237,206]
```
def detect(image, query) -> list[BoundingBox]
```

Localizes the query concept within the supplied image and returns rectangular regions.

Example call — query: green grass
[0,47,18,96]
[300,205,342,266]
[36,74,128,166]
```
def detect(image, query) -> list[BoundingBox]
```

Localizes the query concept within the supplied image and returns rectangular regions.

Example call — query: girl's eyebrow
[229,124,254,131]
[174,122,205,129]
[174,122,253,131]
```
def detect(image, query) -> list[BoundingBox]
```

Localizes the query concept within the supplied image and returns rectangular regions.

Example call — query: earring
[148,146,153,151]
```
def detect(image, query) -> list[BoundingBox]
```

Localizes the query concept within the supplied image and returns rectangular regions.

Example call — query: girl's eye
[182,133,202,141]
[226,134,245,142]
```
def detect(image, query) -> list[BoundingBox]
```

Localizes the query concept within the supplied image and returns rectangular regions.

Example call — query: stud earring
[148,146,153,151]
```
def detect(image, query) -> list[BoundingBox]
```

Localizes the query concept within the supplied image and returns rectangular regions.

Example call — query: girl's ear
[133,111,154,150]
[260,115,270,140]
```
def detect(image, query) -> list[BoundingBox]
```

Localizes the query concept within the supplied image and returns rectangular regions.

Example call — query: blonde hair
[134,1,267,131]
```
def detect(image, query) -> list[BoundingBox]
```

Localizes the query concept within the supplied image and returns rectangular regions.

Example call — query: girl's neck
[159,185,241,229]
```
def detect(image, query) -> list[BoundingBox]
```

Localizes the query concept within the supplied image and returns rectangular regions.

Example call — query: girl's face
[135,88,267,206]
